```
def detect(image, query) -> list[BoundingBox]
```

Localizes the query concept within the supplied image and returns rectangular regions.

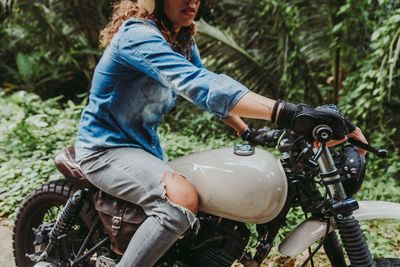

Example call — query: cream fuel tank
[169,145,288,224]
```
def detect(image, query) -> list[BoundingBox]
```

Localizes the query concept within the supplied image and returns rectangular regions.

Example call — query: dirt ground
[0,218,16,267]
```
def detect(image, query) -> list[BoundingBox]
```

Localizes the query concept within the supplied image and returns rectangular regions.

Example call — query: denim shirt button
[152,145,156,148]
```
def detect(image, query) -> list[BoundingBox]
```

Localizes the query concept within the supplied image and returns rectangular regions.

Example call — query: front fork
[317,148,375,267]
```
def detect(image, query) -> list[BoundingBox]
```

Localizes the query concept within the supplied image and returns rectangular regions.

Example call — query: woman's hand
[313,137,347,150]
[314,127,367,155]
[241,128,281,148]
[348,127,368,155]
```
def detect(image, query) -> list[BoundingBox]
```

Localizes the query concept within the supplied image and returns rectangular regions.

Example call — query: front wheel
[12,180,97,266]
[375,258,400,267]
[324,231,400,267]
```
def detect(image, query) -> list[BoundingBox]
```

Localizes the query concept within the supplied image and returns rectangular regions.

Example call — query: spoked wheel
[324,231,400,267]
[12,180,98,267]
[374,258,400,267]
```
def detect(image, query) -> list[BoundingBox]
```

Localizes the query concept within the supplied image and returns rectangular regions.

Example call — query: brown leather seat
[54,146,86,182]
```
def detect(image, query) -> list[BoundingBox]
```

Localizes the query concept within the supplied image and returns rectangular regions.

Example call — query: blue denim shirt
[75,18,250,161]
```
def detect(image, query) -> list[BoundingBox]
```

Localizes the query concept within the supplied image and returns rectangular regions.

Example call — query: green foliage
[201,0,322,103]
[0,0,13,23]
[0,0,110,98]
[360,219,400,258]
[358,128,400,202]
[0,90,85,216]
[196,19,279,99]
[201,0,400,108]
[340,7,400,146]
[3,52,73,93]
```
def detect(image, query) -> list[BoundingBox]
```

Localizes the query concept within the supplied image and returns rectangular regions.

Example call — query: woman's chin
[175,18,195,28]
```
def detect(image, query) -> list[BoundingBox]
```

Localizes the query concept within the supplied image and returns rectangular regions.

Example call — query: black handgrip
[348,137,388,158]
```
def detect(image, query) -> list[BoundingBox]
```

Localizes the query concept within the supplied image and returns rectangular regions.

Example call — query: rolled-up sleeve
[117,20,249,119]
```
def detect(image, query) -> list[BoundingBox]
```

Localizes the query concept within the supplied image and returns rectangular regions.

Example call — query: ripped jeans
[79,147,199,267]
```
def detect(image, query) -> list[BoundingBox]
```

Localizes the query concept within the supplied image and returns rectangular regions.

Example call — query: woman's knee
[163,171,198,214]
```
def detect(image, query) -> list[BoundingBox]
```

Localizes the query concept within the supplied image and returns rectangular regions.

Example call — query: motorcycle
[12,125,400,267]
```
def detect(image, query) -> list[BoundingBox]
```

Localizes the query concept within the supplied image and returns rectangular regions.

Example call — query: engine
[157,212,250,267]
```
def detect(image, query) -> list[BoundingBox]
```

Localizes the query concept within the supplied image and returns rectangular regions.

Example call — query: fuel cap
[234,144,255,156]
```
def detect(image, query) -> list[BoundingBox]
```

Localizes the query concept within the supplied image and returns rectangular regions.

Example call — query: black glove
[276,102,356,141]
[241,128,281,147]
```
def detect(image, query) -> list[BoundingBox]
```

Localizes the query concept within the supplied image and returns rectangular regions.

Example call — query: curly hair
[99,0,195,59]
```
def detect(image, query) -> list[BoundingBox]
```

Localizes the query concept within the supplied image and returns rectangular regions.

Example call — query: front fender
[278,201,400,257]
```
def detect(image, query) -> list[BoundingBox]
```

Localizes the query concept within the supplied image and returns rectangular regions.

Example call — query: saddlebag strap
[111,216,123,236]
[93,191,147,255]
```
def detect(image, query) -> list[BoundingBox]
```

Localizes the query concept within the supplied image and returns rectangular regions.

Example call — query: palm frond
[196,19,280,98]
[0,0,14,22]
[295,0,335,68]
[388,26,400,101]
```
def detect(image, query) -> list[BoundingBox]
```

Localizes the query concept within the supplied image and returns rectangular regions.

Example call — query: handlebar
[252,126,388,159]
[348,137,388,158]
[312,125,388,159]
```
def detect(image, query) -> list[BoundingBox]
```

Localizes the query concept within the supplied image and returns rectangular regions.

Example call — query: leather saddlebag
[93,191,147,255]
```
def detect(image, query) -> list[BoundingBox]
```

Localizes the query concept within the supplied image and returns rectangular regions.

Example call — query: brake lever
[348,137,388,158]
[312,143,326,162]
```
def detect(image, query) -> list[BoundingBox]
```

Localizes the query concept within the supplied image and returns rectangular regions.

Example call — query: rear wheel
[12,180,98,266]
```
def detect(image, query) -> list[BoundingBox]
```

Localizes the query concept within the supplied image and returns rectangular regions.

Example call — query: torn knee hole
[163,171,198,214]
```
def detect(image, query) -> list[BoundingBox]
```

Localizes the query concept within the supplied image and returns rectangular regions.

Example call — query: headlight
[334,145,366,196]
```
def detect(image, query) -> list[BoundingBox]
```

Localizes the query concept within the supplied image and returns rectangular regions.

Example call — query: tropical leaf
[198,0,324,104]
[15,52,33,87]
[196,19,280,98]
[1,0,113,96]
[295,0,337,69]
[388,26,400,101]
[0,0,13,23]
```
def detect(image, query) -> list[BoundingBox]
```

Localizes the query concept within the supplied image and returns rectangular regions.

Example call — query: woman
[75,0,367,266]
